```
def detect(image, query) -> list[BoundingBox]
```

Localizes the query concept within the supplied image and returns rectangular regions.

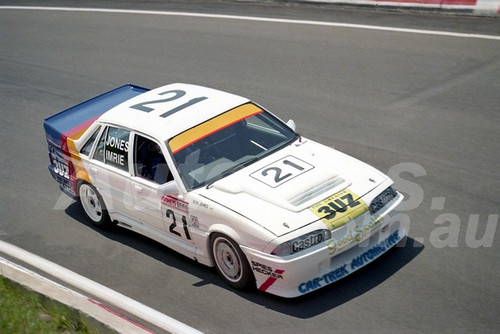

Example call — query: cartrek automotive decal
[169,103,263,154]
[309,189,368,230]
[298,230,402,294]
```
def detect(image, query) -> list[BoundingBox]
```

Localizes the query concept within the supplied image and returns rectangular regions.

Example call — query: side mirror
[286,119,297,132]
[158,181,180,196]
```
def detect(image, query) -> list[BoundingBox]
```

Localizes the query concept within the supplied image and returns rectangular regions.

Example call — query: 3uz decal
[53,160,69,178]
[49,149,69,179]
[166,209,192,240]
[309,189,369,230]
[251,156,313,187]
[130,89,207,118]
[317,193,362,220]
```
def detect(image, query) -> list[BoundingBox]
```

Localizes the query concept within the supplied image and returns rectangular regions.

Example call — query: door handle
[134,185,143,193]
[90,166,98,175]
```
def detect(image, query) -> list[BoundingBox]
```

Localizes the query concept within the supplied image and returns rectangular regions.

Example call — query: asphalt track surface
[1,1,499,333]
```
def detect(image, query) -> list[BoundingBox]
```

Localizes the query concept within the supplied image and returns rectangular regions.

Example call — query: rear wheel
[211,233,253,290]
[77,182,113,228]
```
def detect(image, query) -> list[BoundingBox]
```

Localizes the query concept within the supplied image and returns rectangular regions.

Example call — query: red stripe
[87,298,155,334]
[367,0,476,4]
[63,115,100,138]
[258,269,285,292]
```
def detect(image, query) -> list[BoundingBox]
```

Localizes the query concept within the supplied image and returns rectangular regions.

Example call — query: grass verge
[0,275,115,333]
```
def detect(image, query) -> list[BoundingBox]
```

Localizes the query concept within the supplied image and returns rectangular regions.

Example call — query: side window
[80,126,101,156]
[104,127,130,171]
[92,127,107,163]
[92,126,130,172]
[134,135,172,184]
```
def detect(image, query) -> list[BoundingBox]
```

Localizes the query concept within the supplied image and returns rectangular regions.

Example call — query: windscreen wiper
[205,156,259,189]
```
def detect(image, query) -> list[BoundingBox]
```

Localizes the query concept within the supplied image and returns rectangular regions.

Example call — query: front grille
[370,187,396,214]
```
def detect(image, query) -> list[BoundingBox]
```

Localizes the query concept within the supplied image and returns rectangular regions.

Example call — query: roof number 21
[130,89,207,118]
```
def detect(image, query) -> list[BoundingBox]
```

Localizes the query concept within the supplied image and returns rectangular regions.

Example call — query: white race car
[44,83,406,297]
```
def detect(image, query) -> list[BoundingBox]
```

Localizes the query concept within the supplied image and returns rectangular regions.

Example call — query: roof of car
[98,83,249,142]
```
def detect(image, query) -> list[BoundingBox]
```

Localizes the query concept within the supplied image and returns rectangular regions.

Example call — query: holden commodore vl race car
[44,83,407,298]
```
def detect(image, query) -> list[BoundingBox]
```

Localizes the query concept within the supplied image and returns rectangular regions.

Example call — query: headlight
[272,229,331,256]
[370,186,397,214]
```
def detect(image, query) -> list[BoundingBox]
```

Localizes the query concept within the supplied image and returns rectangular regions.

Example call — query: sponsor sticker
[327,215,384,255]
[309,189,368,230]
[161,195,189,213]
[251,261,285,292]
[190,215,199,228]
[298,230,401,294]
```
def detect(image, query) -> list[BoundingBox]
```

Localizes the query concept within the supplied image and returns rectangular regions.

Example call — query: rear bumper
[48,165,75,198]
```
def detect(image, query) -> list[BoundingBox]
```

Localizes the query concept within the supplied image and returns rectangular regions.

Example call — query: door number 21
[166,209,192,240]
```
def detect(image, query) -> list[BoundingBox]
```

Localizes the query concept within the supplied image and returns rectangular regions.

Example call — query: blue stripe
[44,84,149,146]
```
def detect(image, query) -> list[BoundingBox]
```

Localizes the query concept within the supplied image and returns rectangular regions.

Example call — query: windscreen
[168,103,298,190]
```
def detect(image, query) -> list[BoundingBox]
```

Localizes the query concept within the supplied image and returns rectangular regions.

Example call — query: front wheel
[211,233,254,290]
[77,182,113,229]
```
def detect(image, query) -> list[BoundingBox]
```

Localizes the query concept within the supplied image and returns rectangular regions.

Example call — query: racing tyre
[77,182,113,229]
[211,233,254,290]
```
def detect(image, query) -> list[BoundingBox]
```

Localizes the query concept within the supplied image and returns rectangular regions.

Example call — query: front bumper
[242,193,408,298]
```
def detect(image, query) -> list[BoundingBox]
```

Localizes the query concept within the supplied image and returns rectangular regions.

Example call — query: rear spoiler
[44,84,149,148]
[43,84,149,196]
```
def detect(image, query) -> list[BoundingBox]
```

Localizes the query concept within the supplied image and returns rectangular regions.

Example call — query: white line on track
[1,6,500,41]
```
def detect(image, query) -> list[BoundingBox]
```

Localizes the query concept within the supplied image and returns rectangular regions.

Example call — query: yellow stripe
[67,138,92,185]
[169,103,262,153]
